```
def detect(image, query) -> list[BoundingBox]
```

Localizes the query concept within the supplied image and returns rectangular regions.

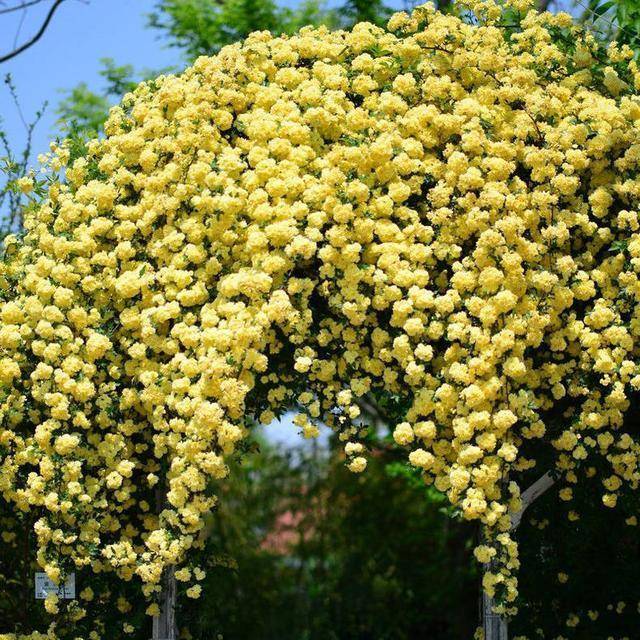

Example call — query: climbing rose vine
[1,0,640,634]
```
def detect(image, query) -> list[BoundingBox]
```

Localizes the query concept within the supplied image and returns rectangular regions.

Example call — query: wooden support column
[152,485,178,640]
[482,587,509,640]
[152,565,177,640]
[481,471,556,640]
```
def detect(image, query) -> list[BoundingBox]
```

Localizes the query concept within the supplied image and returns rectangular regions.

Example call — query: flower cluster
[1,0,640,632]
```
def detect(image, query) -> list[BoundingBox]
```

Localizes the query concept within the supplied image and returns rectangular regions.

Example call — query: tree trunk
[153,566,177,640]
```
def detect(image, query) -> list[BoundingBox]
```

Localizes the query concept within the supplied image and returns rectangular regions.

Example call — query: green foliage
[337,0,394,27]
[55,84,110,138]
[614,0,640,52]
[56,58,155,137]
[585,0,640,54]
[176,434,478,640]
[510,400,640,637]
[147,0,341,60]
[512,475,640,638]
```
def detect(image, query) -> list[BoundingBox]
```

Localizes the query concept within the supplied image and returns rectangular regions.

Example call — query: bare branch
[510,471,556,531]
[0,0,46,16]
[0,74,47,234]
[0,0,66,64]
[13,3,28,49]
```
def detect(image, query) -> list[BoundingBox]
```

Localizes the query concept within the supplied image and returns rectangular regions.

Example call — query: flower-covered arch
[2,0,640,635]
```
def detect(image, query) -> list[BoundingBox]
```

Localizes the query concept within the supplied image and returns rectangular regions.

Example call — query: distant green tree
[55,54,181,144]
[148,0,341,60]
[56,59,142,137]
[338,0,394,25]
[177,434,478,640]
[583,0,640,53]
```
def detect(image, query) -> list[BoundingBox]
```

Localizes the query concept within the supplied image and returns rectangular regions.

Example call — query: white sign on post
[34,572,76,599]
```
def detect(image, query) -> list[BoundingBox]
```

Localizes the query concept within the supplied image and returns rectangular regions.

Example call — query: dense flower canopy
[2,0,640,632]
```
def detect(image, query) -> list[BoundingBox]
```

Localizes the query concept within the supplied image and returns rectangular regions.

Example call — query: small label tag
[34,572,76,599]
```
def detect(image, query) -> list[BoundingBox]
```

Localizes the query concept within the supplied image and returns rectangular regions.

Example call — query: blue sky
[1,0,182,159]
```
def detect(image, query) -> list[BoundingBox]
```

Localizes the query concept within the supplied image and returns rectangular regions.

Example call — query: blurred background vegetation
[1,0,640,638]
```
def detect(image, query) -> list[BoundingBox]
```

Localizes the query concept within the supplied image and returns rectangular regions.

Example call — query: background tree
[178,435,478,640]
[148,0,341,59]
[0,75,46,239]
[583,0,640,52]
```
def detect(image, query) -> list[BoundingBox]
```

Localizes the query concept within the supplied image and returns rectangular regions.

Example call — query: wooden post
[152,565,177,640]
[510,472,555,531]
[480,471,556,640]
[153,485,178,640]
[482,586,509,640]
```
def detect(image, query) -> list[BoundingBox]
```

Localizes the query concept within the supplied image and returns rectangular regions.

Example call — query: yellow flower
[53,434,80,456]
[17,175,34,194]
[186,584,202,599]
[44,592,59,614]
[348,457,367,473]
[393,423,414,446]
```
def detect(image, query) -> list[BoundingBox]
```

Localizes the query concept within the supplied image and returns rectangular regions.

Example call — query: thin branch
[6,74,28,133]
[522,106,544,142]
[0,74,47,234]
[510,471,556,531]
[0,0,46,15]
[0,0,66,64]
[13,4,28,49]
